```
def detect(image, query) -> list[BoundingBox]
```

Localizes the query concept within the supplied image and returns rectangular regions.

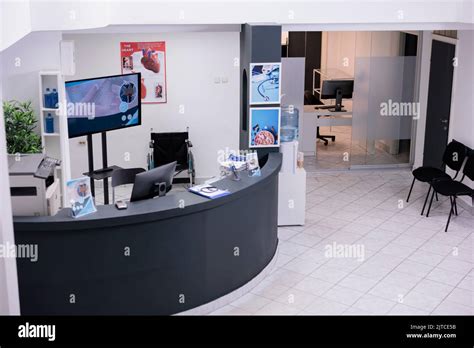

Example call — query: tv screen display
[66,73,141,138]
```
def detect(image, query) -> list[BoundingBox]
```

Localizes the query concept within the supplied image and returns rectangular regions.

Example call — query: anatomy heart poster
[120,42,167,104]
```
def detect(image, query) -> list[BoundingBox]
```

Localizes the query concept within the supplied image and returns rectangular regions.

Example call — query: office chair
[406,139,468,215]
[304,90,335,146]
[426,152,473,232]
[316,119,335,146]
[111,168,146,203]
[151,131,195,186]
[304,90,321,105]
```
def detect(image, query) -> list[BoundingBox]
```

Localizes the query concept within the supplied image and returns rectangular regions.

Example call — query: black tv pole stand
[84,132,122,205]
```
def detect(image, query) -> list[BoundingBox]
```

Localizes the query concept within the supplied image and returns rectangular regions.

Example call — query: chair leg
[445,196,455,232]
[407,177,415,202]
[426,189,436,217]
[454,196,458,216]
[435,191,439,201]
[421,185,432,216]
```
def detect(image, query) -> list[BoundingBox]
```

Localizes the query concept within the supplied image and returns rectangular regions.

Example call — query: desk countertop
[13,153,282,315]
[14,153,282,231]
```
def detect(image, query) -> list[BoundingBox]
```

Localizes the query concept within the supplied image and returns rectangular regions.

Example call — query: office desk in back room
[300,103,353,156]
[13,153,282,315]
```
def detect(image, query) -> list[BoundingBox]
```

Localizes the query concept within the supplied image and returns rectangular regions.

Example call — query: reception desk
[13,153,281,315]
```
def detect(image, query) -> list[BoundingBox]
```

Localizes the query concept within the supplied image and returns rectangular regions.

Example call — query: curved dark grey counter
[13,153,281,315]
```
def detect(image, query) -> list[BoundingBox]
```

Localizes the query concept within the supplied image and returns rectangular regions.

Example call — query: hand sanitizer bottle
[52,88,59,108]
[44,88,51,108]
[45,113,54,133]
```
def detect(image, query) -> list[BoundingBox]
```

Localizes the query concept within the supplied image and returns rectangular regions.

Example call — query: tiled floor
[305,126,411,171]
[214,169,473,315]
[94,169,473,315]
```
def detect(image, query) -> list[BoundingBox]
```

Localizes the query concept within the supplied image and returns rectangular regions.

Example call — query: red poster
[120,42,167,104]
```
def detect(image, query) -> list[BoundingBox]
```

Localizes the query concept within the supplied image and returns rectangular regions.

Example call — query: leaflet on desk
[188,184,230,199]
[66,177,97,218]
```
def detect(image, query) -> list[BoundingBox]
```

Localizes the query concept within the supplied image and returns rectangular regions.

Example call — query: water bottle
[52,88,59,108]
[44,88,51,108]
[280,105,299,142]
[45,113,54,133]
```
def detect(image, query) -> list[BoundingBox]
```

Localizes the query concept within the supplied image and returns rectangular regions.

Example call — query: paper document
[188,184,230,199]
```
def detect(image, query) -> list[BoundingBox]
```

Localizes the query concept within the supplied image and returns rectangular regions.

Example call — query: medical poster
[66,177,97,218]
[249,63,281,105]
[120,41,167,104]
[249,107,280,148]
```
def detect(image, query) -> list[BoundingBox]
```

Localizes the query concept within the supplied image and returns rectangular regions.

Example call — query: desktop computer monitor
[130,161,177,202]
[320,79,354,112]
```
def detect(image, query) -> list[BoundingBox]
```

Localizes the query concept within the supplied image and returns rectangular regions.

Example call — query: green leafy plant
[3,100,42,154]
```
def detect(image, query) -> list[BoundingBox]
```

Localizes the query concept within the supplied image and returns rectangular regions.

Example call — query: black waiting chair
[111,168,146,203]
[426,152,474,232]
[406,139,468,215]
[151,131,195,186]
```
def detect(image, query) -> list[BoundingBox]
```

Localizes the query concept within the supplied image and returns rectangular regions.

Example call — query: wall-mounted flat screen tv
[66,73,141,138]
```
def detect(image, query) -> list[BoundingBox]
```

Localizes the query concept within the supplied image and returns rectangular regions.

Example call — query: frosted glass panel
[351,56,416,166]
[281,58,305,142]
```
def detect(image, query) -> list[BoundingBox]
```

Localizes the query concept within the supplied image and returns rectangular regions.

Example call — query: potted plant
[3,100,42,154]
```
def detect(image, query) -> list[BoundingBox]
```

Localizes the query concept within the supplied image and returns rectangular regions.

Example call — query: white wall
[1,31,62,125]
[323,32,357,76]
[0,52,21,315]
[448,30,474,205]
[322,31,401,78]
[0,0,32,52]
[0,30,61,316]
[64,32,240,180]
[3,0,472,52]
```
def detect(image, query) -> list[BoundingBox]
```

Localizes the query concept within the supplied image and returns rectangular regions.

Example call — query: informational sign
[66,177,96,218]
[249,107,281,148]
[249,62,281,105]
[120,41,167,104]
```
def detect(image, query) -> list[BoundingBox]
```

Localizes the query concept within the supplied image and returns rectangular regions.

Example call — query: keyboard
[34,156,61,179]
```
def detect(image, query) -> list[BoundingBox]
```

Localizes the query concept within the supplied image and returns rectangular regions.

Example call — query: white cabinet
[278,168,306,226]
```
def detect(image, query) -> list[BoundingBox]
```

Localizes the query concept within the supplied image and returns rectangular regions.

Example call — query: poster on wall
[249,63,281,105]
[249,107,280,148]
[120,41,167,104]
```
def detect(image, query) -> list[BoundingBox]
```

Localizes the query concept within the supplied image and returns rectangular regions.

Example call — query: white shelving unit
[38,71,71,207]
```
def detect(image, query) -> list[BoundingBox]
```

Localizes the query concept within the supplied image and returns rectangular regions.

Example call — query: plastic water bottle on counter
[280,105,299,142]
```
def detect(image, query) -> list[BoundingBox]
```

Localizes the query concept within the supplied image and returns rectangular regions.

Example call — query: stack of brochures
[188,184,230,199]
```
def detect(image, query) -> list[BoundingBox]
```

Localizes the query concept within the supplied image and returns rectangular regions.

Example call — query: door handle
[441,119,448,124]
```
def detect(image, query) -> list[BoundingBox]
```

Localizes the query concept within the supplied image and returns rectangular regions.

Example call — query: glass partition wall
[350,56,418,168]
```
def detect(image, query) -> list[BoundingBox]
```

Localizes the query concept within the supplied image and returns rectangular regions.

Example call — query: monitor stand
[329,88,345,112]
[315,89,346,112]
[87,131,112,203]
